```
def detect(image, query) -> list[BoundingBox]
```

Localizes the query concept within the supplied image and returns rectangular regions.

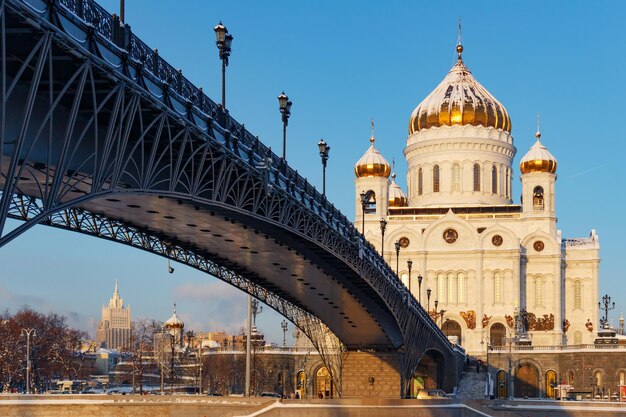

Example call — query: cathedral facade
[354,43,599,356]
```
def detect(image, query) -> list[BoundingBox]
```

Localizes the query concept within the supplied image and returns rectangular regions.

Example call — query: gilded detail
[409,46,511,135]
[460,310,476,330]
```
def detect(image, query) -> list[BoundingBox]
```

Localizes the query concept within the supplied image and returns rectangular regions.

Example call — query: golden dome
[354,136,391,178]
[520,133,557,174]
[388,173,408,207]
[409,44,511,134]
[165,308,184,329]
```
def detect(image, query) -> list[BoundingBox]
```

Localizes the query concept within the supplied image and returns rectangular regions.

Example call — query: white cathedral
[353,42,599,356]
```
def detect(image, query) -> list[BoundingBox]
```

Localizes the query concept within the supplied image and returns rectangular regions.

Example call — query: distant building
[96,281,132,350]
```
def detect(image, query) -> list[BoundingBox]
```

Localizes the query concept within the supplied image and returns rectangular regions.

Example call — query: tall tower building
[96,281,132,350]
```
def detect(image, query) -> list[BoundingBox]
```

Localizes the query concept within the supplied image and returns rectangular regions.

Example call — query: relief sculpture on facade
[563,319,571,333]
[482,314,491,328]
[505,315,515,329]
[526,312,555,331]
[460,310,476,330]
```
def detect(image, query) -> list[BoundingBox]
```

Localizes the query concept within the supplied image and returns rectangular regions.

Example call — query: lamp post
[359,190,374,235]
[482,337,492,398]
[317,139,330,196]
[394,240,400,275]
[427,288,431,314]
[278,91,292,160]
[434,300,438,321]
[213,22,233,110]
[281,319,288,348]
[407,260,413,294]
[440,310,446,327]
[418,275,423,306]
[379,218,387,256]
[598,294,616,328]
[22,328,36,394]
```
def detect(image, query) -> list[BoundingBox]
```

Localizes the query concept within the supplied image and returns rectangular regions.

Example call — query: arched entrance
[315,367,333,399]
[515,363,539,398]
[490,323,506,347]
[545,370,557,399]
[442,320,462,345]
[296,371,306,399]
[411,349,445,395]
[497,370,507,398]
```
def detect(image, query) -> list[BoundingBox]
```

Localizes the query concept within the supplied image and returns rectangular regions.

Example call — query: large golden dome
[409,44,511,134]
[520,131,557,174]
[354,136,391,178]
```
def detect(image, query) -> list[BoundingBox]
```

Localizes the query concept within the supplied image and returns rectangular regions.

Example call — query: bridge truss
[0,0,456,395]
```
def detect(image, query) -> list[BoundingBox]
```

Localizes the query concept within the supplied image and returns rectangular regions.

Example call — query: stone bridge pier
[341,350,460,398]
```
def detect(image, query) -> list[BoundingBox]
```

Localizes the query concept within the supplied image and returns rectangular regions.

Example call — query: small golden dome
[520,135,557,174]
[388,173,408,207]
[165,308,184,329]
[354,136,391,178]
[409,44,511,134]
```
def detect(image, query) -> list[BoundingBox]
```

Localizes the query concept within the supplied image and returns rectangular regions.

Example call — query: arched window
[418,168,423,195]
[535,278,544,307]
[448,273,456,304]
[594,370,603,388]
[490,323,506,346]
[494,272,503,304]
[363,190,376,213]
[497,371,507,398]
[442,320,462,345]
[433,165,440,192]
[506,168,510,198]
[574,280,582,309]
[452,163,461,192]
[458,273,466,303]
[316,367,333,399]
[437,273,446,303]
[491,166,498,194]
[473,163,481,191]
[401,273,409,288]
[533,186,544,210]
[546,370,557,399]
[574,331,582,345]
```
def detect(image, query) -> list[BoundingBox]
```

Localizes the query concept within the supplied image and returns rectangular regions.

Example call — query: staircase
[455,358,488,400]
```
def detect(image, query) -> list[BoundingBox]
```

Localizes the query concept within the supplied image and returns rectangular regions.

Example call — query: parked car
[416,389,450,399]
[206,392,223,396]
[259,392,281,398]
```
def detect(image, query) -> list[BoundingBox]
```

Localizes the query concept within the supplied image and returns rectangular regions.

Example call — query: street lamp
[481,337,492,399]
[317,139,330,196]
[418,274,423,306]
[407,260,413,294]
[427,288,432,314]
[434,300,438,320]
[598,294,616,328]
[360,190,374,235]
[278,91,292,160]
[281,319,288,348]
[213,22,233,109]
[22,328,36,394]
[379,218,387,256]
[394,240,401,275]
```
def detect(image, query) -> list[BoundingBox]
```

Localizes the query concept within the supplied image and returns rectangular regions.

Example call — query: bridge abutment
[341,351,401,398]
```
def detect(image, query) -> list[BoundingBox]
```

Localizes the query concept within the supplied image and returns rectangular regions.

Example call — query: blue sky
[1,1,625,344]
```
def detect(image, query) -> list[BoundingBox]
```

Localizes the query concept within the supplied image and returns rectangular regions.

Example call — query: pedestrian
[476,363,480,373]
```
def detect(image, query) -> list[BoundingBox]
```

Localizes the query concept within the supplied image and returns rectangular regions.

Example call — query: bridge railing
[48,0,447,347]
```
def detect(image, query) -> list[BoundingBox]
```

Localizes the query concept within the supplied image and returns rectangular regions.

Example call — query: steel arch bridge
[0,0,460,396]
